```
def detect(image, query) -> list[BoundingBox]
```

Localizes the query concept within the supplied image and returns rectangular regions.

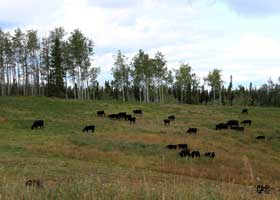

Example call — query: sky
[0,0,280,87]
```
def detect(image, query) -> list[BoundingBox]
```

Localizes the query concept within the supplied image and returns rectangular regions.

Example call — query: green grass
[0,96,279,199]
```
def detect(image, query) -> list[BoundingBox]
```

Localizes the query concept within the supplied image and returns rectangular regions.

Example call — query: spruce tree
[49,37,65,97]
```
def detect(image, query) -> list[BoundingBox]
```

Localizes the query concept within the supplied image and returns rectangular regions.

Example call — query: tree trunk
[213,87,216,105]
[219,87,222,106]
[180,85,183,104]
[146,81,149,103]
[122,80,125,102]
[139,87,142,102]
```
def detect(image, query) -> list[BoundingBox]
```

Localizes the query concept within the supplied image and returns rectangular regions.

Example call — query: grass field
[0,97,279,199]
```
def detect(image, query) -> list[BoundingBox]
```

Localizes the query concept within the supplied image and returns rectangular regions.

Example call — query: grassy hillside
[0,97,279,199]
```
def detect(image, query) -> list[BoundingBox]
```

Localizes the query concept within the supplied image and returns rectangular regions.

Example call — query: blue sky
[0,0,280,87]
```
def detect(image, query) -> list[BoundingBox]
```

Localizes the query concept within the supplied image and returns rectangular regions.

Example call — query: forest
[0,27,279,106]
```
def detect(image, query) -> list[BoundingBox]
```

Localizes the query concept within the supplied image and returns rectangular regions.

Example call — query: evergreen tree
[49,37,65,97]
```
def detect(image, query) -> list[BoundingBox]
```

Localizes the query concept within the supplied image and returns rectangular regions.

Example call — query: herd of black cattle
[30,108,268,161]
[26,108,276,187]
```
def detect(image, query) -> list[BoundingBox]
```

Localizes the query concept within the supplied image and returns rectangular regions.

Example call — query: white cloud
[220,0,280,16]
[0,0,63,24]
[0,0,279,86]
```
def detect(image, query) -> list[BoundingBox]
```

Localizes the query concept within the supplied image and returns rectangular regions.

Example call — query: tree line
[0,27,279,107]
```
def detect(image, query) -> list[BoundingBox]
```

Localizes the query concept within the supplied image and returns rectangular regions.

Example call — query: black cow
[125,114,132,121]
[187,128,197,134]
[227,120,239,128]
[133,109,143,116]
[205,152,215,158]
[108,114,118,120]
[191,150,200,158]
[178,144,188,149]
[168,115,175,121]
[205,152,211,157]
[256,135,265,140]
[25,179,43,188]
[31,120,44,130]
[118,112,127,120]
[216,123,228,130]
[83,125,95,133]
[97,110,105,117]
[230,126,244,132]
[179,148,191,158]
[129,117,136,124]
[241,120,252,126]
[166,144,177,150]
[242,109,248,114]
[163,119,170,126]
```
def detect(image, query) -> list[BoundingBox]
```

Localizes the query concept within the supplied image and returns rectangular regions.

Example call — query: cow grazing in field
[108,114,118,120]
[31,120,44,130]
[163,119,170,126]
[227,120,239,128]
[205,152,215,158]
[97,110,105,117]
[187,128,197,134]
[129,117,136,124]
[256,135,265,140]
[216,123,228,130]
[242,109,248,114]
[166,144,177,150]
[211,152,215,158]
[230,126,244,132]
[168,115,175,121]
[117,112,127,120]
[25,179,43,188]
[83,125,95,133]
[191,150,200,158]
[179,148,191,158]
[133,109,143,116]
[241,120,252,126]
[178,144,188,149]
[125,114,132,121]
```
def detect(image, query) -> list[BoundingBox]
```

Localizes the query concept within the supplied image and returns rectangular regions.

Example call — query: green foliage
[49,37,65,97]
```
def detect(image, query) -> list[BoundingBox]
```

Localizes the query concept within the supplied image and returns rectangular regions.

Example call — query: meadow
[0,97,279,199]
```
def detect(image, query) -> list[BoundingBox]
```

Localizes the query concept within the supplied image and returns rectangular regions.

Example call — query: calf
[31,120,44,130]
[216,123,228,130]
[97,110,105,117]
[133,109,143,116]
[241,120,252,126]
[125,114,132,121]
[256,135,265,140]
[168,115,175,121]
[242,109,248,114]
[163,119,170,126]
[230,126,244,132]
[205,152,215,158]
[179,148,191,158]
[178,144,188,149]
[187,128,197,134]
[191,150,200,158]
[25,179,43,188]
[165,144,177,150]
[227,120,239,128]
[129,117,136,124]
[83,125,95,133]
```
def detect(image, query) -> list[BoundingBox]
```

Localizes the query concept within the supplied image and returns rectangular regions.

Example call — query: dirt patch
[0,116,7,124]
[25,143,125,162]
